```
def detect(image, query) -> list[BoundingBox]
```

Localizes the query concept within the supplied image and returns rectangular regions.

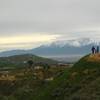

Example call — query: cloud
[0,0,100,33]
[0,0,100,50]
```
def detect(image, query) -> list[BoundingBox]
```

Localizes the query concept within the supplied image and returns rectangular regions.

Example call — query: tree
[27,60,34,72]
[27,60,33,67]
[41,63,50,79]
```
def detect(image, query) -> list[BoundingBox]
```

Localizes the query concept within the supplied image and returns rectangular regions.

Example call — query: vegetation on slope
[32,54,100,100]
[0,54,100,100]
[0,54,58,69]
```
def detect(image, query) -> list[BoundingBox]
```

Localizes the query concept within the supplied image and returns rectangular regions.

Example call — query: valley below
[0,54,99,100]
[0,54,71,100]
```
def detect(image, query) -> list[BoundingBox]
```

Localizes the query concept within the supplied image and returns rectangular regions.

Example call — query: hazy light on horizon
[0,33,59,51]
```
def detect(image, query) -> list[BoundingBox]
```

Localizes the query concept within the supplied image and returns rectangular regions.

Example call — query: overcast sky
[0,0,100,51]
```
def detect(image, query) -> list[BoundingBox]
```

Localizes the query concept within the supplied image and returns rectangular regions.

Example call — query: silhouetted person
[91,46,95,54]
[96,46,99,53]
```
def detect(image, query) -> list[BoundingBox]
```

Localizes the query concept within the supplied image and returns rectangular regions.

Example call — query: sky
[0,0,100,51]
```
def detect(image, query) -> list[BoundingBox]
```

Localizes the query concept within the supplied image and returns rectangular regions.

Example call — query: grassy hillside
[0,54,58,69]
[31,54,100,100]
[0,54,100,100]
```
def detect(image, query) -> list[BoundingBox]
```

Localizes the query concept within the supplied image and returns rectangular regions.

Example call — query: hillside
[31,54,100,100]
[0,54,100,100]
[0,54,58,69]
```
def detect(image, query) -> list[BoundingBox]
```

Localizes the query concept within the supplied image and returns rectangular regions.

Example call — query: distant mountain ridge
[0,38,98,57]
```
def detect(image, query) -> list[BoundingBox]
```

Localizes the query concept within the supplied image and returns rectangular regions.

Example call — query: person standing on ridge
[96,46,99,53]
[91,46,95,54]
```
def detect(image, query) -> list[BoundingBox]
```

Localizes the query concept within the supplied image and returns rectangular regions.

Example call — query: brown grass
[86,54,100,62]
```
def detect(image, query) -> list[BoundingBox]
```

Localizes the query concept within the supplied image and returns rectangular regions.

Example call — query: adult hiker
[96,46,99,53]
[91,46,96,54]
